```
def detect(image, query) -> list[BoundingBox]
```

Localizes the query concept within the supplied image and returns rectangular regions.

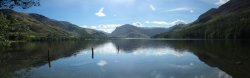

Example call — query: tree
[0,13,10,36]
[0,0,40,9]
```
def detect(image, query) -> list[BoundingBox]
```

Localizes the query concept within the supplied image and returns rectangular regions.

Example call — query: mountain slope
[153,24,186,38]
[111,24,169,38]
[0,9,107,41]
[154,0,250,39]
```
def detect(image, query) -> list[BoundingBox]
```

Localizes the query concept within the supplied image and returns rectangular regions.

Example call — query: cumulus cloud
[215,0,230,5]
[96,8,106,17]
[145,20,186,25]
[150,4,156,11]
[81,24,121,33]
[166,7,194,13]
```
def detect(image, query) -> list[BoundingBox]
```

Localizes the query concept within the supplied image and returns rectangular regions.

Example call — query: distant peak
[175,23,185,26]
[119,24,136,28]
[123,24,135,26]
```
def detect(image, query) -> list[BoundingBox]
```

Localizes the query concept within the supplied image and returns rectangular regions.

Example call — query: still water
[1,39,250,78]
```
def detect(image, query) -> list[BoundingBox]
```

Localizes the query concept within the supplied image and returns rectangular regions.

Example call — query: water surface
[1,39,250,78]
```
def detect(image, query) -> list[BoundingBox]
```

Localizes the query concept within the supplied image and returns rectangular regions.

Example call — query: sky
[15,0,229,33]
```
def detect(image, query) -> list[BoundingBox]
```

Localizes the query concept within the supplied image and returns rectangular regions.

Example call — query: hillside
[154,0,250,39]
[0,9,107,41]
[111,24,169,38]
[153,24,186,38]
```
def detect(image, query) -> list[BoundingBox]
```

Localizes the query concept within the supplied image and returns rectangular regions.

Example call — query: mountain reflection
[166,40,250,78]
[0,40,107,78]
[0,39,250,78]
[111,39,184,52]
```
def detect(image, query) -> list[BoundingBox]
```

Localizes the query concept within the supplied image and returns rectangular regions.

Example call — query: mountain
[110,24,169,38]
[154,0,250,39]
[153,24,186,38]
[0,9,107,41]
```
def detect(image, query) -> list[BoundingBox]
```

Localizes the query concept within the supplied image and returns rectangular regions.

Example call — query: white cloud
[215,0,229,5]
[97,60,107,66]
[199,0,229,5]
[96,8,106,17]
[145,20,186,25]
[167,7,190,12]
[166,7,194,13]
[81,20,186,33]
[168,63,194,69]
[81,24,122,33]
[150,4,156,11]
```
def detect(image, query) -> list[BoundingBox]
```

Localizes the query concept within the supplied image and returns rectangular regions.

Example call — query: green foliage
[0,12,34,41]
[0,13,10,40]
[0,9,108,42]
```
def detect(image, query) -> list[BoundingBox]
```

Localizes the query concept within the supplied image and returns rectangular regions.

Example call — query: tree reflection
[160,40,250,78]
[0,40,106,78]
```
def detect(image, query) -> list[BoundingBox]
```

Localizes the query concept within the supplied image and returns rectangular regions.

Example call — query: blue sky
[15,0,229,33]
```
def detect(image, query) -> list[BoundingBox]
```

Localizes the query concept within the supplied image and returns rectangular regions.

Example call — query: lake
[1,39,250,78]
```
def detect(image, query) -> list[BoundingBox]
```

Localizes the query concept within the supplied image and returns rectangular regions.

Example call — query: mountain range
[0,9,107,41]
[110,24,169,38]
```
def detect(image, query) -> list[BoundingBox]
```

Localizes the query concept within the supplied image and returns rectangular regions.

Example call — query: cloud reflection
[168,63,194,69]
[218,71,232,78]
[132,47,185,56]
[97,60,107,67]
[82,41,186,57]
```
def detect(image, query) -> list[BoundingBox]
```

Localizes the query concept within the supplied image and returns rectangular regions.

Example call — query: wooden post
[48,49,51,68]
[92,48,94,59]
[117,46,120,54]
